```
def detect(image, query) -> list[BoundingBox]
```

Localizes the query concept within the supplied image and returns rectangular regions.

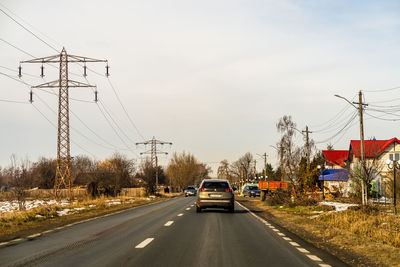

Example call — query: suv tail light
[199,188,205,191]
[225,188,232,192]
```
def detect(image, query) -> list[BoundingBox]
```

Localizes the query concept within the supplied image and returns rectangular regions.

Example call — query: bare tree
[138,159,167,195]
[166,152,210,190]
[277,115,305,194]
[6,155,32,210]
[231,153,254,183]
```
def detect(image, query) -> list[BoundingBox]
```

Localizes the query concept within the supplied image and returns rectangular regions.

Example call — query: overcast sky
[1,0,400,175]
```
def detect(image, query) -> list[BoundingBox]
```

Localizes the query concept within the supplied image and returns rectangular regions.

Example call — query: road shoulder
[237,197,394,267]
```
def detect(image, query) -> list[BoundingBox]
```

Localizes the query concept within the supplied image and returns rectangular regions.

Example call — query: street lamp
[317,165,325,200]
[386,158,399,215]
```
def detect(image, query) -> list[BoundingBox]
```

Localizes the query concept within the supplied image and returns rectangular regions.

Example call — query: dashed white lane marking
[289,241,300,247]
[177,213,183,217]
[297,247,310,253]
[272,229,279,232]
[283,237,292,241]
[135,238,154,248]
[306,254,322,262]
[190,205,194,207]
[319,264,332,267]
[277,233,285,236]
[185,207,190,210]
[164,221,174,226]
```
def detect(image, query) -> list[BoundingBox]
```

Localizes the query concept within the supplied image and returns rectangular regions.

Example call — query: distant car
[196,179,234,213]
[243,185,261,197]
[184,186,197,197]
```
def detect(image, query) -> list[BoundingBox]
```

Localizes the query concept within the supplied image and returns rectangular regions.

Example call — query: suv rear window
[186,186,195,190]
[248,186,259,190]
[202,181,229,189]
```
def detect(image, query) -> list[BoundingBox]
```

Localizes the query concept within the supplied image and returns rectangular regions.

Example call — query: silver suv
[196,179,234,213]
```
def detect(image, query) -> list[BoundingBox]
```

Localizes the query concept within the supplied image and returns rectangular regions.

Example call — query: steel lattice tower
[136,137,172,191]
[20,48,108,198]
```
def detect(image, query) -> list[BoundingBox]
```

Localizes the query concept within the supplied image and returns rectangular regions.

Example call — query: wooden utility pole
[302,126,312,174]
[262,153,267,180]
[280,145,284,182]
[353,90,368,205]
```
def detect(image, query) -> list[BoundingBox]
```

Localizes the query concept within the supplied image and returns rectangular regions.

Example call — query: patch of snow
[74,207,85,211]
[88,204,96,208]
[57,208,71,216]
[35,214,44,218]
[320,201,358,212]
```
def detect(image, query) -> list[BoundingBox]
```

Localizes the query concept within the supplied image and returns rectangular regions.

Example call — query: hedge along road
[0,196,347,267]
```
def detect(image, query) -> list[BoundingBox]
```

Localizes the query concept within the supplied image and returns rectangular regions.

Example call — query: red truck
[258,181,289,200]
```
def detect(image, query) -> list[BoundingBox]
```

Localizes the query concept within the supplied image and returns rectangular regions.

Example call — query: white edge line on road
[177,213,183,217]
[135,238,154,248]
[236,201,329,265]
[164,221,174,226]
[297,247,310,253]
[27,233,41,239]
[307,254,322,262]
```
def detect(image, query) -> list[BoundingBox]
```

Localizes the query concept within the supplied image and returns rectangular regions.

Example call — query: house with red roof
[347,138,400,197]
[322,150,349,168]
[320,138,400,197]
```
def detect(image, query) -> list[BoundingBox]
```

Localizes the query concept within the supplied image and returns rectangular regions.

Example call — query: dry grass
[317,207,400,248]
[0,195,172,241]
[238,196,400,267]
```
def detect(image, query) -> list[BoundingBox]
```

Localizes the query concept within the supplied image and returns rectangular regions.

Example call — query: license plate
[209,194,222,197]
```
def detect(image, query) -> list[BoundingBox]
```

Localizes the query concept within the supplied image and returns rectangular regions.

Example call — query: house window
[389,153,400,161]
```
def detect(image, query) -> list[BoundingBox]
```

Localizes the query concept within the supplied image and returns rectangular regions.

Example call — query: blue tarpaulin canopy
[318,169,349,182]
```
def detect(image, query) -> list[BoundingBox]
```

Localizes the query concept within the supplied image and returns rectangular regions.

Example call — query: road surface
[0,197,347,267]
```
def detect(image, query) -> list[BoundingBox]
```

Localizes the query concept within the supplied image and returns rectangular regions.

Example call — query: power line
[98,100,138,145]
[0,38,35,57]
[0,3,62,48]
[0,98,29,104]
[0,7,58,52]
[96,102,138,155]
[107,78,146,140]
[0,71,32,86]
[31,103,96,158]
[363,86,400,93]
[0,65,40,78]
[315,110,358,144]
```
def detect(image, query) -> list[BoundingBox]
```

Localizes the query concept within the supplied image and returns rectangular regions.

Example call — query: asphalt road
[0,197,347,267]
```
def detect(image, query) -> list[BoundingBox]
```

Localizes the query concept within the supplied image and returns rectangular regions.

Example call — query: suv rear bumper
[197,199,234,208]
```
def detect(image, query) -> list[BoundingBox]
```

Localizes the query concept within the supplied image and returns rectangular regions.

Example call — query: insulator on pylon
[29,90,33,103]
[94,90,98,102]
[83,63,87,77]
[18,65,22,78]
[40,63,45,78]
[105,63,110,77]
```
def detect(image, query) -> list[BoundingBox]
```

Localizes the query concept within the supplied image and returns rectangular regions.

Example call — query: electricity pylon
[20,47,108,198]
[136,137,172,192]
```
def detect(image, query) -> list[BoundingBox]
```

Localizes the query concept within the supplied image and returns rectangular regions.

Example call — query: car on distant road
[242,184,261,197]
[196,179,234,213]
[184,186,197,197]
